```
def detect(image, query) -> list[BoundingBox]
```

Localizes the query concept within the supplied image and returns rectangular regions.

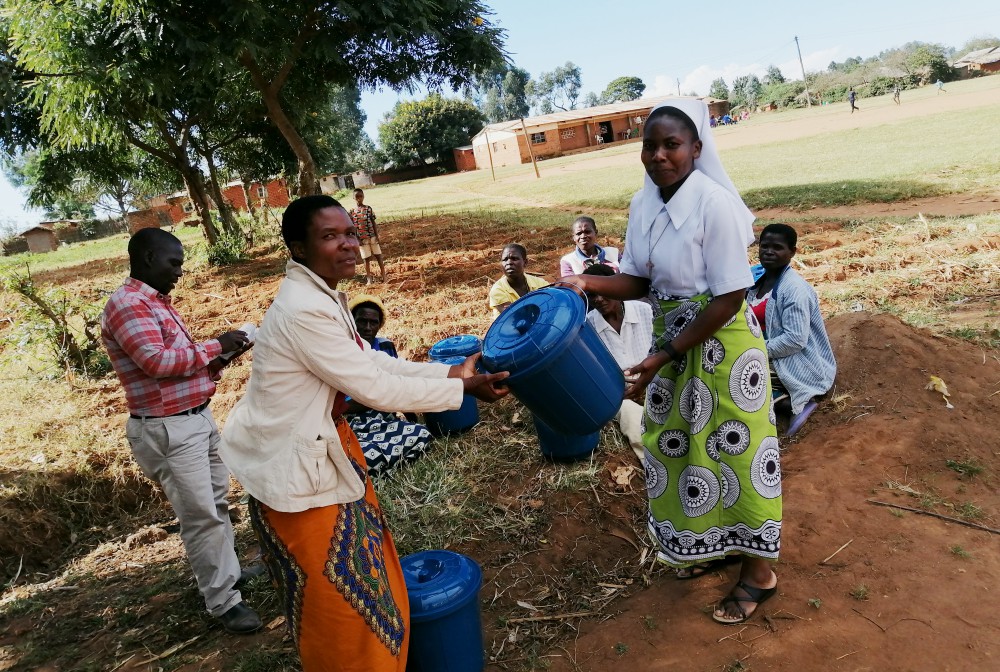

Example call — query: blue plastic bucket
[533,413,599,462]
[426,335,482,437]
[402,550,484,672]
[481,286,623,435]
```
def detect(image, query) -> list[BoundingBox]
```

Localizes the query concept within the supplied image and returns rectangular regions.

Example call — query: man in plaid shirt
[101,228,261,634]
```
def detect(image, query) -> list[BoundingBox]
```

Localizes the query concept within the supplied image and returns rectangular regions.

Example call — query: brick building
[470,96,730,170]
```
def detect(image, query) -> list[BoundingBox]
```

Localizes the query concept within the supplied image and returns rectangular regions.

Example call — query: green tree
[709,77,729,100]
[582,92,601,108]
[763,65,785,86]
[959,35,1000,55]
[599,76,645,103]
[730,74,763,110]
[378,95,484,166]
[465,64,531,123]
[906,44,953,83]
[527,62,582,113]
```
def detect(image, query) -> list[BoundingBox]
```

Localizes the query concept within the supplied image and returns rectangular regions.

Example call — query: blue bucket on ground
[425,335,482,437]
[533,413,600,462]
[481,286,623,436]
[402,550,484,672]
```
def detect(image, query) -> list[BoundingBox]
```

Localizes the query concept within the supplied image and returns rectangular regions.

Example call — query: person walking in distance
[101,228,262,634]
[848,87,859,113]
[351,188,385,284]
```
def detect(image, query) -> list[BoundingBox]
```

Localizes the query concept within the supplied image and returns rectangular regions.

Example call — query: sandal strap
[732,580,776,604]
[719,595,748,620]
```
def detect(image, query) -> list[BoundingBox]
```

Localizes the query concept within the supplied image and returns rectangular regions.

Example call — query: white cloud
[648,47,843,97]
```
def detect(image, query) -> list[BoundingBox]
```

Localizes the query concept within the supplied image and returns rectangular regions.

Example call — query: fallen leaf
[611,465,636,486]
[925,375,955,408]
[266,616,286,630]
[925,375,950,396]
[516,600,539,612]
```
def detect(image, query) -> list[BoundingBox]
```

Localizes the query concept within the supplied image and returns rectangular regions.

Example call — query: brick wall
[127,208,173,234]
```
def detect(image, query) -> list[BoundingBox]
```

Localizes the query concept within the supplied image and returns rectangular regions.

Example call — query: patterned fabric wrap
[643,293,782,567]
[248,418,409,671]
[348,410,433,477]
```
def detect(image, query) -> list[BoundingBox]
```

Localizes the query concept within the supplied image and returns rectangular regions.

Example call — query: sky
[2,0,997,230]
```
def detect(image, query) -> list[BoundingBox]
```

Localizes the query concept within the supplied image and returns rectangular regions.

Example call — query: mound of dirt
[541,311,1000,672]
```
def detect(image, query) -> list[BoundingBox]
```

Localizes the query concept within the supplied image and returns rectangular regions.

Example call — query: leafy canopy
[378,95,484,166]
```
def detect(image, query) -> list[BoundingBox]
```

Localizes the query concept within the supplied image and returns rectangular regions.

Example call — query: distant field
[365,76,1000,219]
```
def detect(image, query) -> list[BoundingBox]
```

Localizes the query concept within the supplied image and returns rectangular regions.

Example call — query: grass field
[2,75,1000,672]
[360,76,1000,219]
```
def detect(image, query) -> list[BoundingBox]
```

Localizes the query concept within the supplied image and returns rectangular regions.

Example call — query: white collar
[640,170,711,235]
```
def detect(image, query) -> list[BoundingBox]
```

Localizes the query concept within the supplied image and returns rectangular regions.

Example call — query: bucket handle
[549,280,589,313]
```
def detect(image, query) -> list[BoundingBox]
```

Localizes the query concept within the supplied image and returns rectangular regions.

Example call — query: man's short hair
[128,227,180,265]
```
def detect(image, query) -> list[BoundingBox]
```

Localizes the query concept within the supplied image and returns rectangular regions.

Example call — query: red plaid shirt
[101,278,222,416]
[350,204,377,240]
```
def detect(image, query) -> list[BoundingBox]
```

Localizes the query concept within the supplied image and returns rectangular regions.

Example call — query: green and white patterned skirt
[642,293,782,567]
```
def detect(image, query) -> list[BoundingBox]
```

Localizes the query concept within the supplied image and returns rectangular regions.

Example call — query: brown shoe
[219,602,262,634]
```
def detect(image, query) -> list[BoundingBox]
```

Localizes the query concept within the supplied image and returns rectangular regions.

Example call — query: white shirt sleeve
[701,190,755,296]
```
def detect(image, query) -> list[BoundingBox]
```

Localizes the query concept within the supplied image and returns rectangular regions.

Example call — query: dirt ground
[4,203,1000,672]
[3,82,1000,670]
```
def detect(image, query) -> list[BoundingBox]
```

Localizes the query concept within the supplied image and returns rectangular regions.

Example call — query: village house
[953,47,1000,78]
[126,178,292,233]
[469,95,730,170]
[20,224,58,253]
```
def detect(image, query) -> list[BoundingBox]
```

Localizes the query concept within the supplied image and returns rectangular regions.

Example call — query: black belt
[130,400,210,420]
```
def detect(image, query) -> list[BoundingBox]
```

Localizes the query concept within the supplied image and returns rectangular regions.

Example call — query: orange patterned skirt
[249,418,410,671]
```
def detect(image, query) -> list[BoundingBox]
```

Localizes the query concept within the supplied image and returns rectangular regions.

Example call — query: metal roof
[954,47,1000,66]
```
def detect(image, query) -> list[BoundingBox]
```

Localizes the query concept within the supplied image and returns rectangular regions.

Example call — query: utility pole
[795,35,812,107]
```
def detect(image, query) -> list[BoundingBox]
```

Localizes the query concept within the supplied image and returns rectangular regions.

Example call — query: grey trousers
[126,407,242,616]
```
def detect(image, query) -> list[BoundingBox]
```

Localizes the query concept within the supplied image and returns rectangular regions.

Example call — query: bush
[2,271,111,378]
[206,230,248,266]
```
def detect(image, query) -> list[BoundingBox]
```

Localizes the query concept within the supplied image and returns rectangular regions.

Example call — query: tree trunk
[241,178,258,221]
[204,151,239,236]
[262,86,320,195]
[179,167,220,245]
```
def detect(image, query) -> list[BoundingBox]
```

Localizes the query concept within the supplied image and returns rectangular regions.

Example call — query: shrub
[206,230,248,266]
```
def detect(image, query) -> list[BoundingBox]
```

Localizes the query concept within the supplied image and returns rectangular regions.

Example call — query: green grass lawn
[363,76,1000,219]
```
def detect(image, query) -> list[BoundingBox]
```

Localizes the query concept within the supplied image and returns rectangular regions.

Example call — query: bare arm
[561,272,650,301]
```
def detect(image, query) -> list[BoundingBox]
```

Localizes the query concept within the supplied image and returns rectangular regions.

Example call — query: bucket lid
[480,287,584,374]
[429,334,483,360]
[401,550,482,621]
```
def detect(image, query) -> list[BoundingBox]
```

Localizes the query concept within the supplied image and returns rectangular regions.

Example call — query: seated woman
[489,243,548,316]
[582,264,653,461]
[559,216,620,277]
[347,294,434,477]
[748,223,837,436]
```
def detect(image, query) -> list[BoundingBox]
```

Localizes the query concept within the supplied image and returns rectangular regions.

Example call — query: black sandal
[712,579,777,625]
[676,556,737,580]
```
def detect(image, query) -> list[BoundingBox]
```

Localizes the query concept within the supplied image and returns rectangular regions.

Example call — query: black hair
[128,227,180,265]
[582,263,617,277]
[760,223,797,249]
[502,242,527,259]
[573,215,597,232]
[281,195,344,261]
[646,105,700,142]
[351,301,385,324]
[354,188,364,194]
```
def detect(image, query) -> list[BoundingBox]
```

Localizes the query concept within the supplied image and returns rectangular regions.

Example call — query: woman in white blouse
[564,99,781,626]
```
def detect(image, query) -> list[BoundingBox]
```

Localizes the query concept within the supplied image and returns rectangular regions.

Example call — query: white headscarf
[635,98,755,246]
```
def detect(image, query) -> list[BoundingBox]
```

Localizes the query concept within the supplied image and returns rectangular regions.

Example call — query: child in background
[351,188,385,283]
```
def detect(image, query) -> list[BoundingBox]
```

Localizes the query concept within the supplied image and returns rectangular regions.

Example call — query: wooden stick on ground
[820,538,853,565]
[506,611,593,624]
[866,500,1000,535]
